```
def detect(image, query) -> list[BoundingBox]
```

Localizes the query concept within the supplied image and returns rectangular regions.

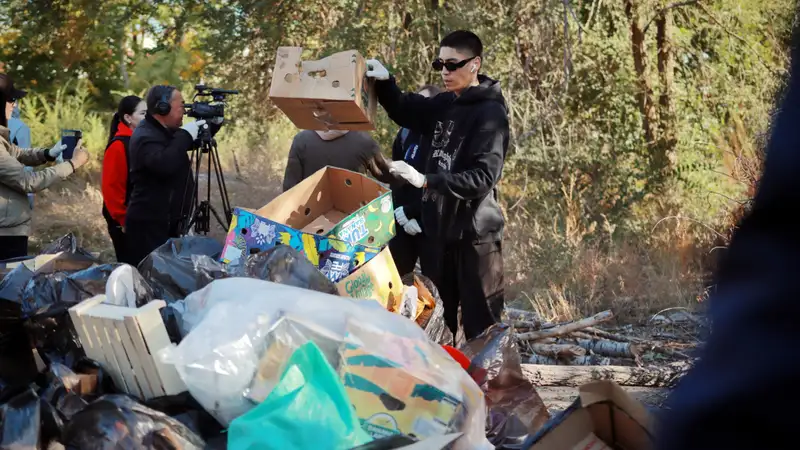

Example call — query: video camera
[183,84,240,120]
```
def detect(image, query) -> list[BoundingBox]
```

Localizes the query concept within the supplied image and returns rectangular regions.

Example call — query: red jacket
[101,123,132,226]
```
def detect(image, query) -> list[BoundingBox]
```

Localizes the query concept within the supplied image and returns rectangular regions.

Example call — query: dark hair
[439,30,483,58]
[108,95,143,145]
[418,85,442,97]
[0,89,7,128]
[145,85,177,115]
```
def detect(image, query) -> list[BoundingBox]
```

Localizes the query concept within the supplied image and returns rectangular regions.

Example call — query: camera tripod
[180,127,233,236]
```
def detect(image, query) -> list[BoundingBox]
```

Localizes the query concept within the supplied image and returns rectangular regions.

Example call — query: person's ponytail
[107,95,143,148]
[107,112,121,147]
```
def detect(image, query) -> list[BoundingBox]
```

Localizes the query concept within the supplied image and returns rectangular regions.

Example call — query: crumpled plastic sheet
[0,263,34,303]
[20,264,121,318]
[0,387,42,449]
[460,324,551,448]
[401,272,455,347]
[104,264,155,309]
[160,278,491,449]
[39,232,99,261]
[62,394,206,450]
[137,236,224,302]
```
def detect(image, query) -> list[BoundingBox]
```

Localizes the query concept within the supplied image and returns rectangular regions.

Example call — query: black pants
[102,207,128,263]
[125,219,173,267]
[0,236,28,261]
[427,239,505,341]
[389,227,426,277]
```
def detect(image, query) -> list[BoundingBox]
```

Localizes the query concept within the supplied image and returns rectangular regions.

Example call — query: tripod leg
[211,142,233,223]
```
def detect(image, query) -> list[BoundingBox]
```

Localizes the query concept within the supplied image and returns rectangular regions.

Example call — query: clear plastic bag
[160,278,489,449]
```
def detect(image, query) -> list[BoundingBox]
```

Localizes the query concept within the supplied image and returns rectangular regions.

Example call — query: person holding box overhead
[366,30,509,340]
[0,73,90,259]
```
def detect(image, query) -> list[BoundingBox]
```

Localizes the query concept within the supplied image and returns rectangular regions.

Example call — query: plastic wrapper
[461,324,551,448]
[160,278,490,449]
[0,387,41,449]
[137,236,224,302]
[20,264,121,317]
[104,264,155,308]
[144,392,225,442]
[402,273,454,346]
[228,341,371,450]
[237,246,339,295]
[39,233,98,261]
[62,394,206,449]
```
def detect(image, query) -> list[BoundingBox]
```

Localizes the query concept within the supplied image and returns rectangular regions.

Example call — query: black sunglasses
[432,56,477,72]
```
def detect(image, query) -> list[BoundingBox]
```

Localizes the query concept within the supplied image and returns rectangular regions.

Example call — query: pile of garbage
[0,234,557,449]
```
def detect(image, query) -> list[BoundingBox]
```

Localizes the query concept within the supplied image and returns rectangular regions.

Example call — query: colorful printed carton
[221,208,380,283]
[336,246,403,311]
[254,166,395,248]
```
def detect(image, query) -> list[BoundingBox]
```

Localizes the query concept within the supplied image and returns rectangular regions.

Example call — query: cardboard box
[269,47,377,131]
[340,341,463,440]
[528,381,654,450]
[221,208,380,283]
[0,252,95,275]
[256,166,395,248]
[336,247,403,310]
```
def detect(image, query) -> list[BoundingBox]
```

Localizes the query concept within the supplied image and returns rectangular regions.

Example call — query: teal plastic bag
[228,341,373,450]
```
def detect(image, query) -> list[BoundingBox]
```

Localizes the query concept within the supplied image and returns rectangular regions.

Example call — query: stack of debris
[508,308,699,388]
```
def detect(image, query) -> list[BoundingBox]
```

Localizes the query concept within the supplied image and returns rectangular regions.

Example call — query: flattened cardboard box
[256,166,395,249]
[527,381,654,450]
[221,207,380,283]
[336,246,403,311]
[270,46,377,131]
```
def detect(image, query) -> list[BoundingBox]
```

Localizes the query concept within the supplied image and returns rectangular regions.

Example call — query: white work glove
[389,160,426,188]
[394,207,409,226]
[366,59,390,81]
[403,219,422,236]
[181,119,207,140]
[48,141,67,159]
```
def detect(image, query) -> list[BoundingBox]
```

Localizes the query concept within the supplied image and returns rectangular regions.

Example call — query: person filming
[0,73,90,260]
[125,85,212,266]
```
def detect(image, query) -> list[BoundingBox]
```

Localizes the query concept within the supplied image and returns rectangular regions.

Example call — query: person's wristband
[68,160,76,172]
[44,149,56,162]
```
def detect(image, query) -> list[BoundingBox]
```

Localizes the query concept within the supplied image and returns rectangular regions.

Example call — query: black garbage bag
[62,394,206,450]
[0,300,38,386]
[145,392,224,442]
[0,264,34,303]
[20,264,121,318]
[39,233,98,260]
[138,236,223,302]
[401,272,456,346]
[461,324,551,449]
[350,435,417,449]
[238,246,339,294]
[0,387,41,449]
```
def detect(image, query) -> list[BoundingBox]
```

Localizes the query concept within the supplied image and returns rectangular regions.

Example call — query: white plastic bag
[159,278,488,448]
[104,264,154,308]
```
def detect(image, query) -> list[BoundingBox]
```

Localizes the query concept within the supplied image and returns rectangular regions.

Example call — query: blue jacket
[657,28,800,449]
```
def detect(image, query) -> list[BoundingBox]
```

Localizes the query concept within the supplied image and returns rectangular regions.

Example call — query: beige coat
[0,126,74,236]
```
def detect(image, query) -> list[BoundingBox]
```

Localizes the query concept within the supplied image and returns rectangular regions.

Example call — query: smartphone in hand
[61,129,82,160]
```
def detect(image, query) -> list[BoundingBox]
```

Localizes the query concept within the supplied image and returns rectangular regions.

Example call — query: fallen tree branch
[574,338,641,359]
[580,327,692,359]
[521,362,688,387]
[517,311,614,341]
[528,354,633,366]
[530,343,586,359]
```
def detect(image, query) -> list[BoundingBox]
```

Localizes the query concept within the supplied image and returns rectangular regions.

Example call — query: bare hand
[70,144,90,169]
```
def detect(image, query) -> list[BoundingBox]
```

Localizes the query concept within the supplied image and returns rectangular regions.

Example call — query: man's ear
[471,56,482,73]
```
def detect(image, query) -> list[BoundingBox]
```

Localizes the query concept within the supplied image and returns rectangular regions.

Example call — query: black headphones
[153,86,173,116]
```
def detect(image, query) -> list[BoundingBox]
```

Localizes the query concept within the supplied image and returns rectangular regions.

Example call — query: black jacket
[126,114,195,233]
[656,26,800,450]
[376,75,509,243]
[390,127,426,221]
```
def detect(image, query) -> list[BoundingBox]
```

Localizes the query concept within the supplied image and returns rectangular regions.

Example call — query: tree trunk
[655,9,677,176]
[573,338,641,358]
[521,362,688,387]
[517,311,614,341]
[624,0,658,148]
[530,343,587,359]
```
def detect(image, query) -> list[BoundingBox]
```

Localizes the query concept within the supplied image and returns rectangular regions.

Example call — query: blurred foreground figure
[657,21,800,450]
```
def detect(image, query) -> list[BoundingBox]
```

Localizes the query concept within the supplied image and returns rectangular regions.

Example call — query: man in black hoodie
[125,85,210,266]
[367,30,509,340]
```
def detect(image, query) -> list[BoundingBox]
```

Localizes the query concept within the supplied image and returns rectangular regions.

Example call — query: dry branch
[517,310,613,341]
[530,343,586,359]
[574,338,640,359]
[521,362,688,387]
